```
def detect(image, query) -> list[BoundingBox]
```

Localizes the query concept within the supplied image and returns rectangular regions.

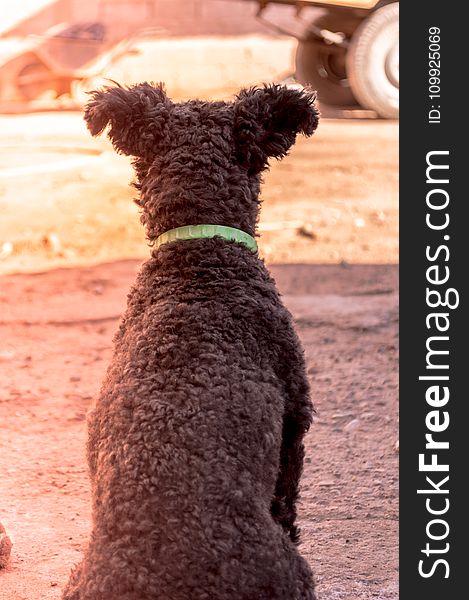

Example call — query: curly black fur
[63,82,319,600]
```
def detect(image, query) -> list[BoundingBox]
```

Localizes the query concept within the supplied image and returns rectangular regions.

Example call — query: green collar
[154,224,258,253]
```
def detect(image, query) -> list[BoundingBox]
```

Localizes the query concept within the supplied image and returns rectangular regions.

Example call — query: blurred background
[0,2,399,599]
[0,0,398,115]
[0,0,399,272]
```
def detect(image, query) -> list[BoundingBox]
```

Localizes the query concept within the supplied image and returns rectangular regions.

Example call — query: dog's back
[63,82,318,600]
[76,241,310,598]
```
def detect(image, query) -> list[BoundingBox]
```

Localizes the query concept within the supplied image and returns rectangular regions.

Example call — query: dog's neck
[148,233,263,274]
[134,167,262,243]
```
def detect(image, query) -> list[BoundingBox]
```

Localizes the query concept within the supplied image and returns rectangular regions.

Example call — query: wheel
[347,2,399,118]
[295,13,360,107]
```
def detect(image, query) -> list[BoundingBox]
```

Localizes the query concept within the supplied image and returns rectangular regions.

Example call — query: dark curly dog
[62,82,319,600]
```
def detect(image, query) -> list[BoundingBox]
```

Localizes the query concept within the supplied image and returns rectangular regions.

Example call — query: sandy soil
[0,113,398,273]
[0,111,398,599]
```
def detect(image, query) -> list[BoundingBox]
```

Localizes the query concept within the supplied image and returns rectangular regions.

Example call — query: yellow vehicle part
[308,0,380,8]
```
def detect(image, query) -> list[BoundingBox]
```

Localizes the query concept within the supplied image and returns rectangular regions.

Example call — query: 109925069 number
[428,26,441,98]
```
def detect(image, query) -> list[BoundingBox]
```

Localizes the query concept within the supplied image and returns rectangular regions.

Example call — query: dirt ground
[0,109,398,599]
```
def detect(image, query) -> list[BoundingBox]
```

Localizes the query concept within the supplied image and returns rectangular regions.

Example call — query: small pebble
[354,217,366,228]
[0,242,13,259]
[42,233,61,252]
[0,522,12,569]
[344,419,360,433]
[297,224,318,240]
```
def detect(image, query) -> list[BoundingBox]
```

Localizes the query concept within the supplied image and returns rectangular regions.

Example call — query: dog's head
[85,82,319,241]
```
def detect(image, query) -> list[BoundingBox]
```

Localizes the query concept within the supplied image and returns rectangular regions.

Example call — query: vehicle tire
[295,13,360,107]
[347,2,399,118]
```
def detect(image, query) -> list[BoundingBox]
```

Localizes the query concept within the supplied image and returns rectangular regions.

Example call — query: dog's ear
[234,84,319,172]
[84,82,172,157]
